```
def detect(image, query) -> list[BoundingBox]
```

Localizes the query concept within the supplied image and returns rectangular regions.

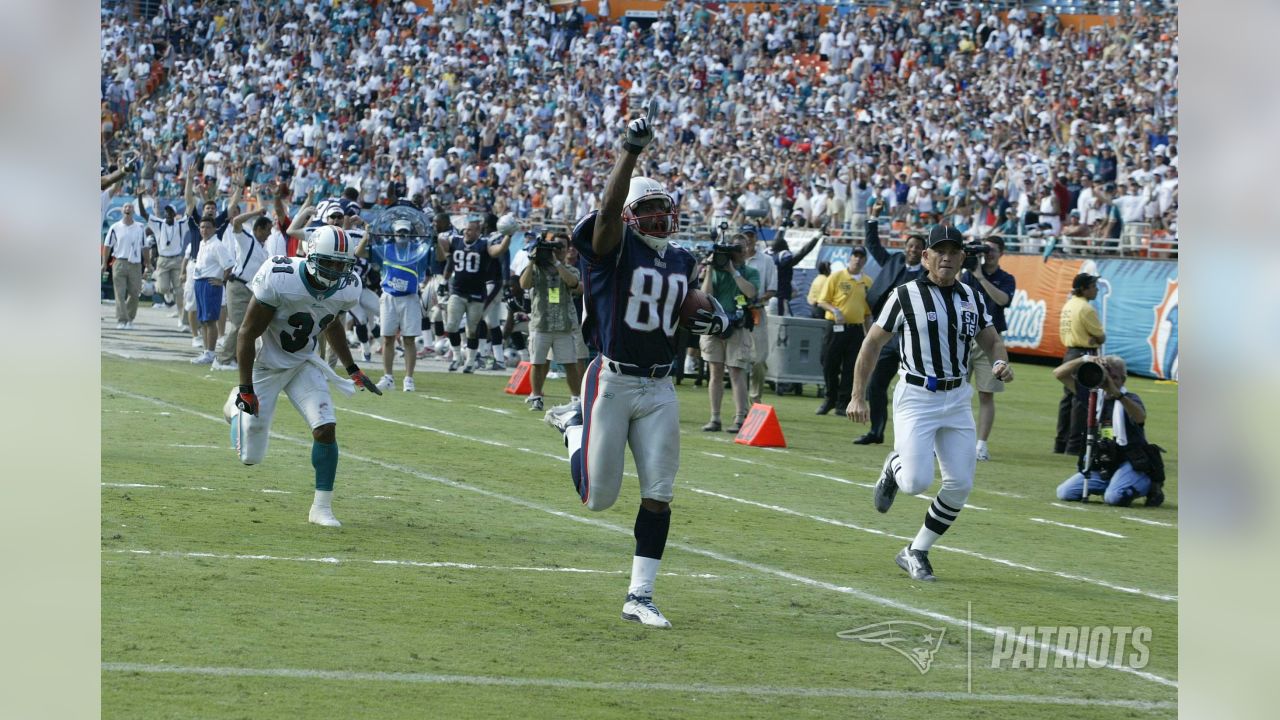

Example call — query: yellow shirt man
[1060,294,1105,349]
[818,266,873,325]
[807,272,830,308]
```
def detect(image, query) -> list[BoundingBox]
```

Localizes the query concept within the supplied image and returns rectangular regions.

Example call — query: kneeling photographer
[519,233,583,412]
[699,232,759,433]
[1052,355,1166,507]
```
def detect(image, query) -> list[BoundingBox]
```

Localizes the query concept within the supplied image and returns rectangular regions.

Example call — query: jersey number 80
[623,268,688,335]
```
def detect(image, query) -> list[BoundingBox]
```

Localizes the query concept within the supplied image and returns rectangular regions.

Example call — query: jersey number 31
[624,268,688,335]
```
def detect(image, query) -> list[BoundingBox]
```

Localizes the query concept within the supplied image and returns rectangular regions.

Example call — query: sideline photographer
[960,237,1016,461]
[519,232,584,412]
[699,233,759,433]
[1052,355,1165,507]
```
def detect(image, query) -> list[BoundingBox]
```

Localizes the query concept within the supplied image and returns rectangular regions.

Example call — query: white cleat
[212,359,238,371]
[975,446,991,462]
[403,376,415,392]
[308,505,342,528]
[190,350,215,365]
[622,594,672,628]
[543,400,583,434]
[376,374,395,391]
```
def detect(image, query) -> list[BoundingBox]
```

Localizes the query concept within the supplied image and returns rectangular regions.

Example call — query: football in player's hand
[679,289,714,329]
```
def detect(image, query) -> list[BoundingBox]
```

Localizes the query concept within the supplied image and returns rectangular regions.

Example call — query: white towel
[307,354,356,397]
[1095,387,1129,446]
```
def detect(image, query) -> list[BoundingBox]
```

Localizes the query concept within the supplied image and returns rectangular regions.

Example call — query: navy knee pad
[466,336,481,350]
[448,332,462,347]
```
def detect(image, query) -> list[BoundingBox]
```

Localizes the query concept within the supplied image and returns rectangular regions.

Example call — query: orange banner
[1000,255,1085,360]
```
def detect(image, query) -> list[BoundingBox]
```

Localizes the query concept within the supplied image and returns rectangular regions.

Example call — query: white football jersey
[249,256,360,369]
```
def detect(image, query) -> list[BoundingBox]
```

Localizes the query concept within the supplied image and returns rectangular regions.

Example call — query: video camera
[961,241,989,272]
[533,238,564,268]
[710,240,740,270]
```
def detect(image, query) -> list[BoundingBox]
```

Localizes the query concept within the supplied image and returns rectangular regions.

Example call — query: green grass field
[101,353,1177,718]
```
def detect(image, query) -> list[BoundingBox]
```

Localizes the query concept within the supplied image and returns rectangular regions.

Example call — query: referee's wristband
[345,364,360,375]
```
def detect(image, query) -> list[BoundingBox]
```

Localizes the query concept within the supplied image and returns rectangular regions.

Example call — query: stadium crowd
[101,0,1178,253]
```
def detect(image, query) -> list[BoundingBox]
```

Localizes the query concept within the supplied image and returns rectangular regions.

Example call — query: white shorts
[573,327,588,360]
[183,265,197,312]
[349,287,380,327]
[446,295,484,336]
[968,340,1006,394]
[422,276,446,320]
[381,292,423,338]
[482,297,504,329]
[700,328,753,369]
[230,361,336,465]
[529,330,577,365]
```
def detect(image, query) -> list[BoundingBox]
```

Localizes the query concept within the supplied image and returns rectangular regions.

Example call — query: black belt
[1067,346,1097,352]
[604,358,673,379]
[904,373,963,392]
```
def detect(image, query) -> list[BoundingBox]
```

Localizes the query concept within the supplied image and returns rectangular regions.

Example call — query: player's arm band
[239,384,254,393]
[346,364,360,375]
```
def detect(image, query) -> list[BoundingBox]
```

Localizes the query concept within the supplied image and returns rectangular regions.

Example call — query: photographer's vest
[529,266,577,333]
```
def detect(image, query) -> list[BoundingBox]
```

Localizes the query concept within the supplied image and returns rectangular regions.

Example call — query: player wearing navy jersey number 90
[222,225,383,528]
[435,212,512,373]
[847,225,1015,582]
[544,101,728,629]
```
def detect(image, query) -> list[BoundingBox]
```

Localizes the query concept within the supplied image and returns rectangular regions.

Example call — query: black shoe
[1053,442,1066,454]
[1145,482,1165,508]
[895,546,936,582]
[815,401,833,415]
[873,452,899,513]
[853,432,884,445]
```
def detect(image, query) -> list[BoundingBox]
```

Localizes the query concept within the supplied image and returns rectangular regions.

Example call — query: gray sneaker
[528,396,544,411]
[873,451,900,514]
[895,546,936,582]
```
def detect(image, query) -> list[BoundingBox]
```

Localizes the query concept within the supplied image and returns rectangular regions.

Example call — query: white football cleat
[403,376,415,392]
[622,594,671,628]
[190,350,215,365]
[376,374,395,391]
[212,359,238,371]
[975,445,991,462]
[543,400,583,434]
[308,505,342,527]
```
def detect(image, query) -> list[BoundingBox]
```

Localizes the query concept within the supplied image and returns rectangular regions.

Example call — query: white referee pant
[891,377,976,506]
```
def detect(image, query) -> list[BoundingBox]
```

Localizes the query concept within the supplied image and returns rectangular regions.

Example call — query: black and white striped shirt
[876,278,992,380]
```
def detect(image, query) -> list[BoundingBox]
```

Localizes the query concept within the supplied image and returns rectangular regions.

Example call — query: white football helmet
[496,213,520,236]
[622,177,678,252]
[306,225,356,289]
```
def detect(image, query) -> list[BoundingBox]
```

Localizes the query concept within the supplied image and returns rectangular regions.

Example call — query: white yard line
[1122,515,1176,528]
[1031,518,1127,539]
[99,662,1175,710]
[1050,502,1088,511]
[476,406,513,416]
[105,549,717,578]
[419,395,454,403]
[102,386,1178,689]
[686,488,1172,602]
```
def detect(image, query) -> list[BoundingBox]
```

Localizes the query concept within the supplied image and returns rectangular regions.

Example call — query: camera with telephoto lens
[1075,358,1107,390]
[534,238,563,268]
[961,241,989,272]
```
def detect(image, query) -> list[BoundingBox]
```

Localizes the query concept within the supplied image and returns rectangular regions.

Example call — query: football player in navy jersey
[544,102,727,629]
[435,213,512,372]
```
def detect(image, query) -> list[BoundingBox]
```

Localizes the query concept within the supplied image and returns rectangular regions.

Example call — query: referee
[847,225,1015,582]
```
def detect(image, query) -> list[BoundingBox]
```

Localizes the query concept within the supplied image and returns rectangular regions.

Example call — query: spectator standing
[518,235,584,412]
[741,226,777,406]
[960,237,1016,461]
[769,229,821,316]
[815,247,873,419]
[1055,273,1106,454]
[806,260,832,319]
[700,235,759,433]
[855,206,926,445]
[214,206,274,371]
[190,217,232,364]
[140,200,187,314]
[102,201,149,329]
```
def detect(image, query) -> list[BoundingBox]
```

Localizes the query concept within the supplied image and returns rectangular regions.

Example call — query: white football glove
[690,296,729,336]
